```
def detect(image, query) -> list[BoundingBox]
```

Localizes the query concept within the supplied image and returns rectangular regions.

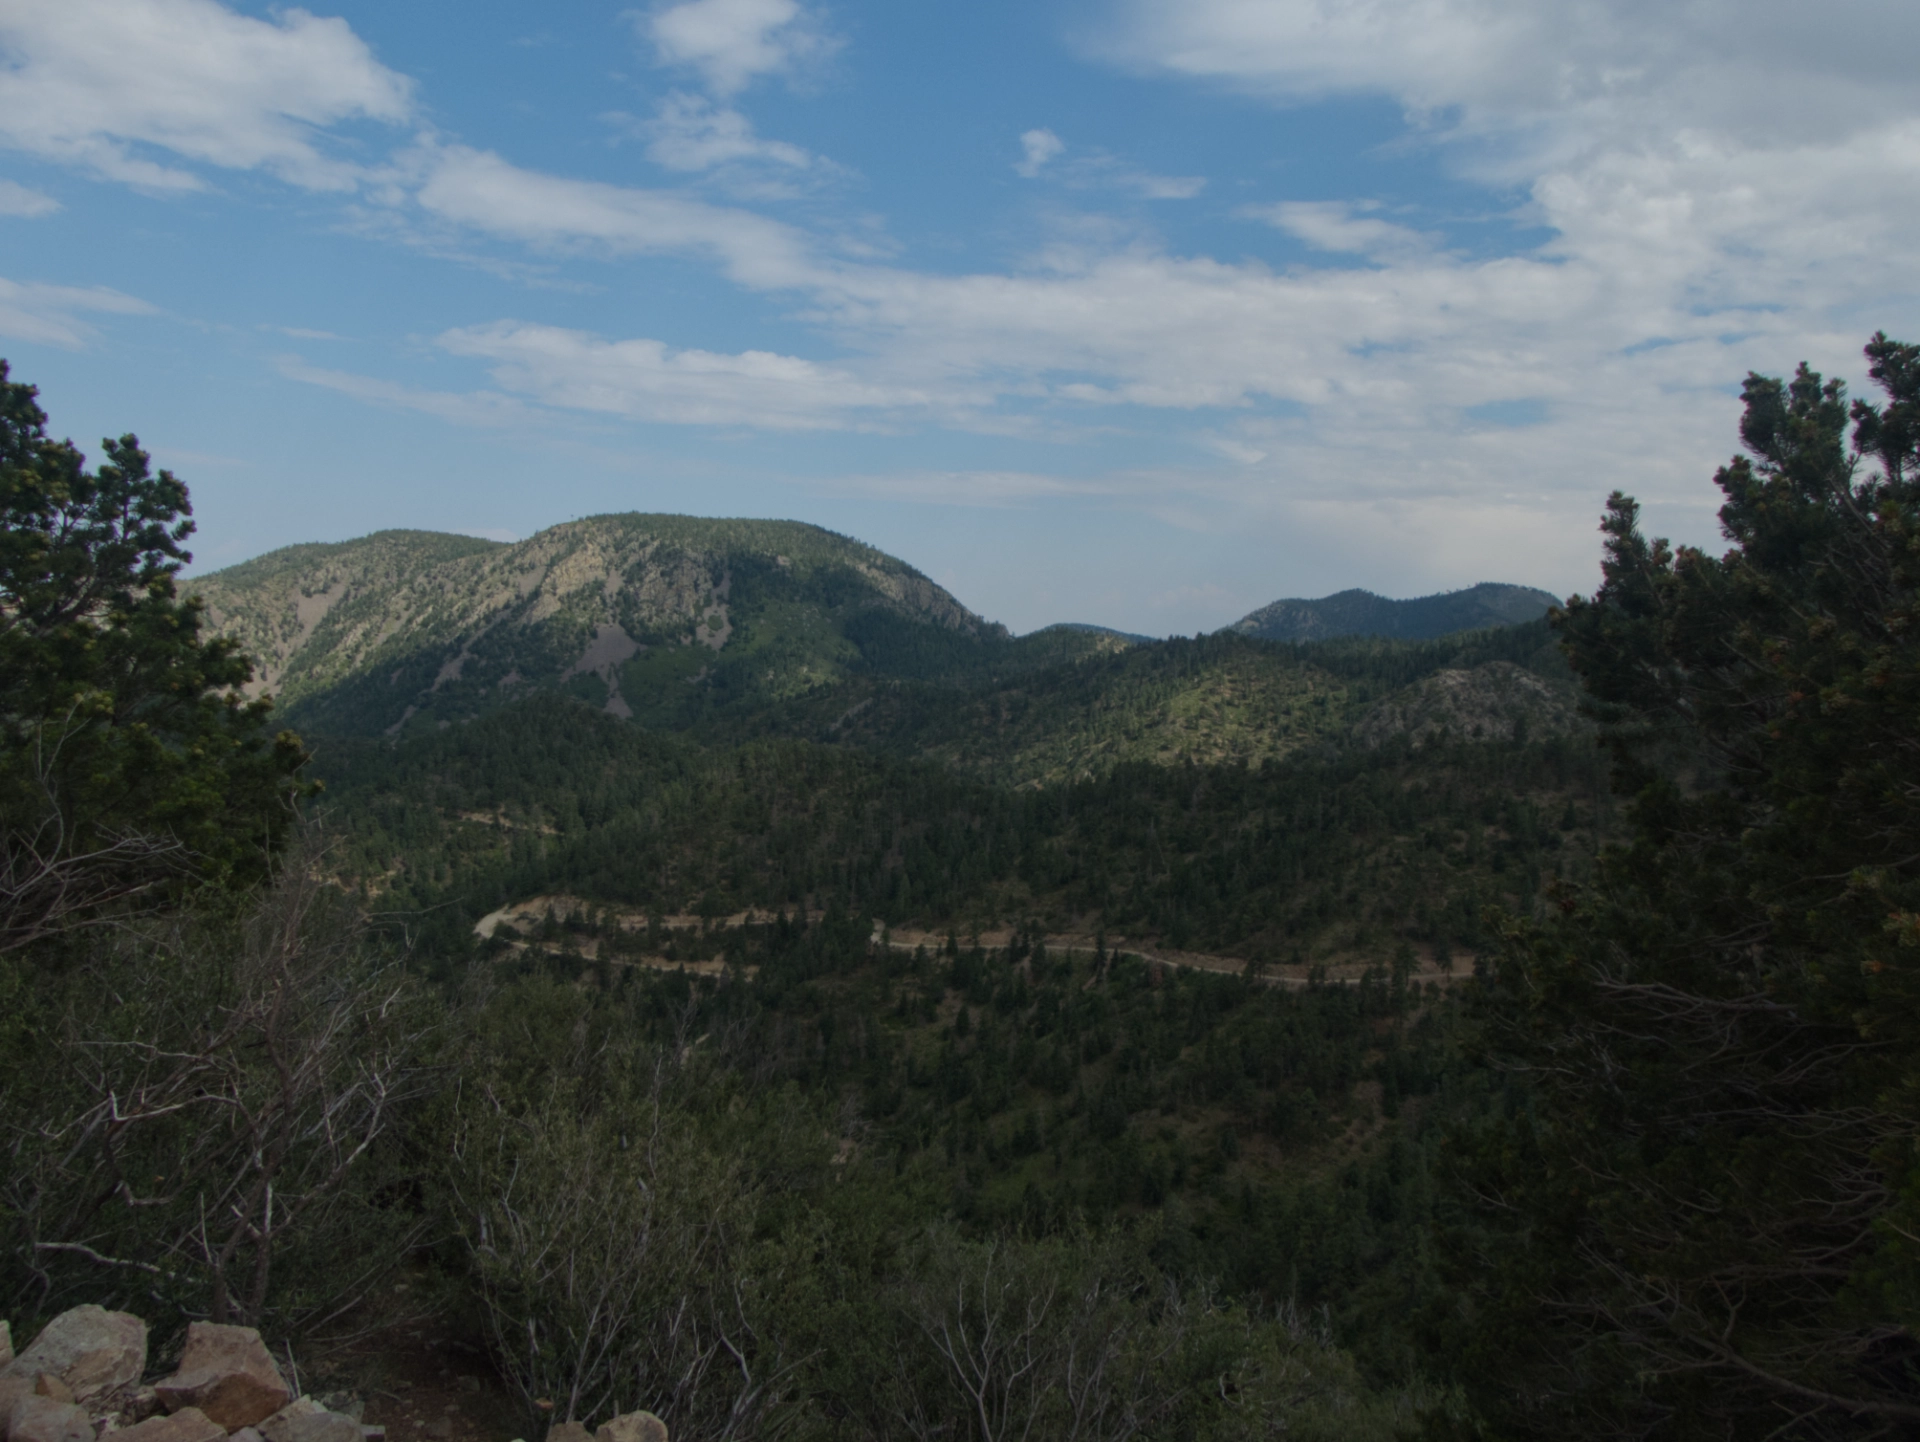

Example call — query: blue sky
[2,0,1917,634]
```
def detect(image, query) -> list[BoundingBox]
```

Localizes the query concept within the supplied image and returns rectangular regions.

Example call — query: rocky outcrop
[0,1304,668,1442]
[0,1309,357,1442]
[156,1325,291,1430]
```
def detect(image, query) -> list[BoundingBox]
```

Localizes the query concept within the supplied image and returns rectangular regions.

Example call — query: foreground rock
[6,1395,95,1442]
[116,1407,228,1442]
[594,1413,666,1442]
[0,1307,147,1405]
[257,1396,359,1442]
[157,1325,291,1430]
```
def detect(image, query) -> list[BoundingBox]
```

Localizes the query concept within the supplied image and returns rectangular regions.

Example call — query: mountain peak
[190,513,998,735]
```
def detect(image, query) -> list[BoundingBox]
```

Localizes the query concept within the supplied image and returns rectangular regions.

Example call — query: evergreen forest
[5,336,1920,1440]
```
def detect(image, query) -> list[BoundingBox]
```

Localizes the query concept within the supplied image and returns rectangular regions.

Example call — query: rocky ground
[0,1309,662,1442]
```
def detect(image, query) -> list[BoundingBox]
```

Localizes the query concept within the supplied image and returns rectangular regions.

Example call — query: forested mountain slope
[311,684,1612,974]
[717,620,1584,787]
[189,514,1003,735]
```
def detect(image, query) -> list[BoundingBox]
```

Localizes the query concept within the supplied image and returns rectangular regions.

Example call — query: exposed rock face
[1352,661,1585,749]
[1,1305,148,1404]
[115,1406,229,1442]
[594,1412,667,1442]
[544,1423,593,1442]
[157,1324,292,1429]
[6,1394,95,1442]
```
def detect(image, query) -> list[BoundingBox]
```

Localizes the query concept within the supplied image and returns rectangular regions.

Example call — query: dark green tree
[0,360,306,951]
[1431,336,1920,1437]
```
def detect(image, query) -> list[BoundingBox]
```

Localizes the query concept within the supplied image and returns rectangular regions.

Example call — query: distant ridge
[1039,622,1157,646]
[1228,582,1561,643]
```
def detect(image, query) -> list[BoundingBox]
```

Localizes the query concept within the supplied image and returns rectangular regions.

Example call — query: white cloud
[1102,0,1917,158]
[436,320,930,431]
[408,143,816,288]
[642,0,838,96]
[0,0,411,192]
[0,178,56,215]
[0,275,151,347]
[1015,128,1064,178]
[632,92,818,174]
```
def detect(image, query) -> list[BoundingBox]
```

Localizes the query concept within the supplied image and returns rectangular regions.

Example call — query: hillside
[712,619,1579,788]
[1230,581,1560,642]
[188,514,1003,736]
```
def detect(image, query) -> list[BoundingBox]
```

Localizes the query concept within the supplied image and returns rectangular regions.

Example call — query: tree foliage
[1435,335,1920,1437]
[0,360,307,947]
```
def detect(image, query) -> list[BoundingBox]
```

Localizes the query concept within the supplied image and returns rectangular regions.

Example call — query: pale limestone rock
[3,1305,148,1403]
[156,1323,291,1430]
[544,1422,592,1442]
[595,1411,667,1442]
[230,1427,266,1442]
[112,1407,226,1442]
[7,1394,95,1442]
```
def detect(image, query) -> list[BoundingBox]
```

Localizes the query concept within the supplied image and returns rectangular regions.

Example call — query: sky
[1,0,1917,636]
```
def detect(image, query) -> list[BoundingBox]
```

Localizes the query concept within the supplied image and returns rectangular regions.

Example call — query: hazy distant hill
[189,514,1003,736]
[1229,582,1561,643]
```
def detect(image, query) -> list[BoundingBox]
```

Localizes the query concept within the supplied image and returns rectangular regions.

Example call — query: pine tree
[0,361,306,952]
[1432,335,1920,1438]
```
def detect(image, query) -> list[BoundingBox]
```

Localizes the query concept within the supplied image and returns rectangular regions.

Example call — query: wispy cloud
[628,92,818,173]
[1244,201,1436,263]
[817,469,1125,506]
[437,320,929,431]
[0,179,59,216]
[0,276,152,347]
[274,356,532,428]
[1010,128,1202,199]
[406,143,816,288]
